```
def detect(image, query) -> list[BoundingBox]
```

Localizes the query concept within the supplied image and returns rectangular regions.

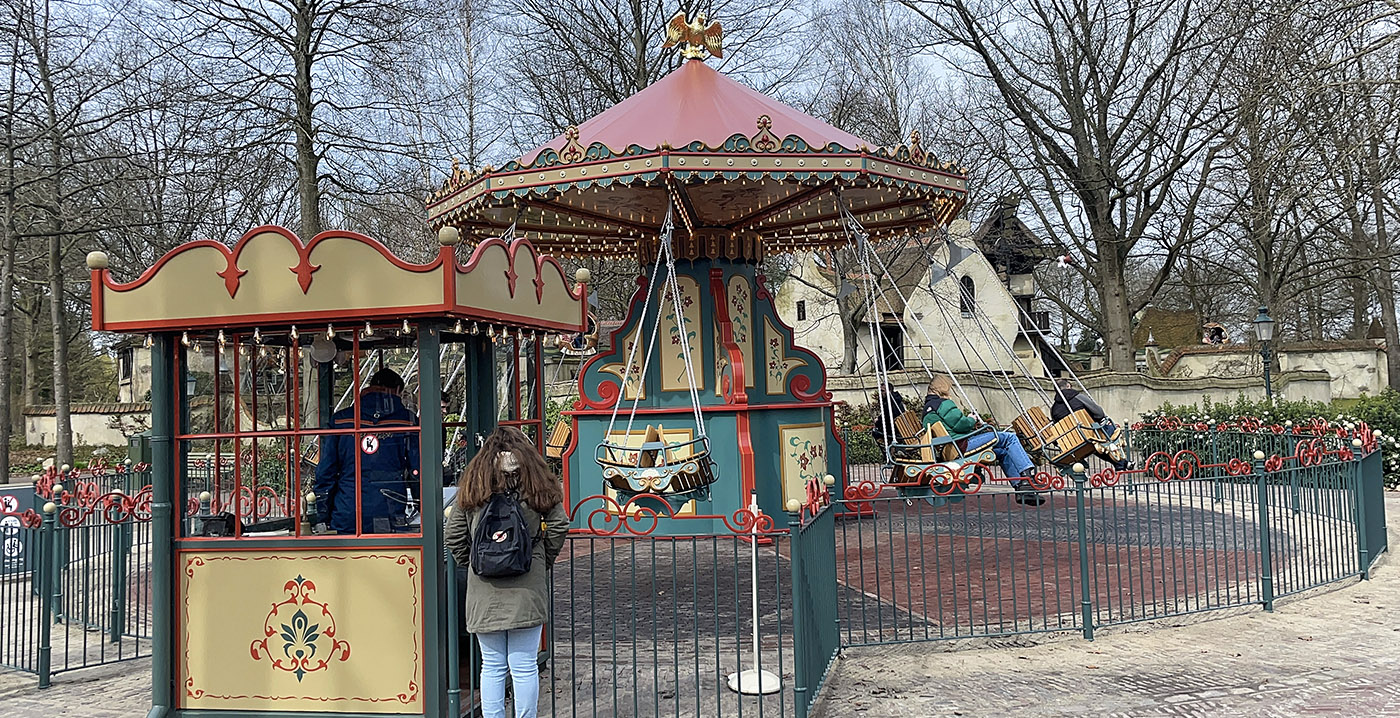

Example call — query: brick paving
[815,493,1400,718]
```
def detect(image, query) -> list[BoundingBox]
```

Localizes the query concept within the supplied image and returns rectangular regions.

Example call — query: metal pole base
[727,669,782,695]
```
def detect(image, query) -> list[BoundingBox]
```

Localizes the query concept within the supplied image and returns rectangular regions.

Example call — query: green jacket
[444,498,569,634]
[922,396,978,435]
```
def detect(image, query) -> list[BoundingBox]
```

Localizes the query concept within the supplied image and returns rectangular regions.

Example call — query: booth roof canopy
[520,60,869,164]
[87,225,587,335]
[428,60,969,260]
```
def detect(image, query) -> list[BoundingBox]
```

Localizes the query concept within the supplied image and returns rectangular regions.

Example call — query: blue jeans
[966,430,1035,479]
[478,625,543,718]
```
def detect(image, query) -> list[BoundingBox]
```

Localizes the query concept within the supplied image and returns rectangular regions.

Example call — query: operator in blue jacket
[314,368,420,534]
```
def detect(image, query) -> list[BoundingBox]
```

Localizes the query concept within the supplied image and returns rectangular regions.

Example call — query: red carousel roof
[521,60,868,164]
[428,42,968,261]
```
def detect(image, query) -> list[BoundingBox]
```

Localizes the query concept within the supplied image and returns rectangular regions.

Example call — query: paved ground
[814,493,1400,718]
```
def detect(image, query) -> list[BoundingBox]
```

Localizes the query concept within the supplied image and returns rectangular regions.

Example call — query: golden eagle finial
[663,11,722,61]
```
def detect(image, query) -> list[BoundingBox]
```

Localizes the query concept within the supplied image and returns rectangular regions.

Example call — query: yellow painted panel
[763,317,806,395]
[179,548,423,713]
[659,276,704,392]
[727,275,755,388]
[779,423,828,506]
[454,240,582,326]
[103,231,444,326]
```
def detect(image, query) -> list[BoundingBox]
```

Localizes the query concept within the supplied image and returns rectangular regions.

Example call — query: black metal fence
[0,465,153,685]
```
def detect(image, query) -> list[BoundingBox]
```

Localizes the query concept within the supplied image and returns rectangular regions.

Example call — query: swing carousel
[428,15,971,530]
[847,218,1129,499]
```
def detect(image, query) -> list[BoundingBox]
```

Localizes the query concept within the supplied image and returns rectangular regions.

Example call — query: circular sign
[361,435,380,455]
[0,516,19,529]
[2,537,20,558]
[0,495,17,513]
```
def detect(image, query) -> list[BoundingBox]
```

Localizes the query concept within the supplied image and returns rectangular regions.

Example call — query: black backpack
[470,492,534,578]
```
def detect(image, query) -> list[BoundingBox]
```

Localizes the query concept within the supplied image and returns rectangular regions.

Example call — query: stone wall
[815,369,1330,424]
[546,369,1335,426]
[24,406,149,447]
[1153,341,1387,403]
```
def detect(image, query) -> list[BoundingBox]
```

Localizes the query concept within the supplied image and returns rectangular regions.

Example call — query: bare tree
[162,0,443,242]
[900,0,1240,371]
[492,0,813,146]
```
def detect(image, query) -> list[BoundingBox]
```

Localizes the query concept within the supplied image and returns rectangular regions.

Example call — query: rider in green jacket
[922,375,1042,505]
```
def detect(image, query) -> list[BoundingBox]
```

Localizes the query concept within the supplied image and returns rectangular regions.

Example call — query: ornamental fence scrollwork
[566,493,782,537]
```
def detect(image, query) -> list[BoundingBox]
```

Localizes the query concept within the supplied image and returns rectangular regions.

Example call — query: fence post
[1352,439,1370,580]
[37,500,57,689]
[48,482,64,625]
[787,505,809,718]
[1253,451,1274,612]
[109,468,134,644]
[1071,465,1094,641]
[445,508,461,718]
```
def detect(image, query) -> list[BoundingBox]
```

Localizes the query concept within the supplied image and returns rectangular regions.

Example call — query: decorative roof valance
[89,225,588,334]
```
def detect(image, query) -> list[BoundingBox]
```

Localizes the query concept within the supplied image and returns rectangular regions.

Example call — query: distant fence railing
[0,461,153,686]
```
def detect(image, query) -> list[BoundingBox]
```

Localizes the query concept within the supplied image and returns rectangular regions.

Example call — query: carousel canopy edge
[426,131,969,229]
[88,225,587,334]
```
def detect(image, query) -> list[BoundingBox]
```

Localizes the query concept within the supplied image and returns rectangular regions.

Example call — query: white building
[773,219,1051,378]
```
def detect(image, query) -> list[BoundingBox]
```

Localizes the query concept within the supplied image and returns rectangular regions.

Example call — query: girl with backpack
[445,426,569,718]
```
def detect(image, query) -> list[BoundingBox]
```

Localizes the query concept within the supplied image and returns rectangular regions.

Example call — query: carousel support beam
[523,198,655,236]
[147,333,175,718]
[729,184,831,230]
[418,323,446,718]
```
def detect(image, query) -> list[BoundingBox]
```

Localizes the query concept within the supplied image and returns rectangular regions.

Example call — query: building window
[959,276,976,317]
[119,348,133,382]
[796,300,806,321]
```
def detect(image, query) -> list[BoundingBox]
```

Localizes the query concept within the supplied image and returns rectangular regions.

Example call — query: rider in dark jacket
[1049,379,1129,471]
[314,369,420,534]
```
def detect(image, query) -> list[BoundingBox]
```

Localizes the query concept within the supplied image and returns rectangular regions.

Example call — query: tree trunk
[47,236,71,463]
[840,310,860,375]
[292,0,322,240]
[1097,246,1135,372]
[1367,139,1400,389]
[30,11,72,466]
[1352,277,1370,339]
[0,34,19,478]
[22,295,39,408]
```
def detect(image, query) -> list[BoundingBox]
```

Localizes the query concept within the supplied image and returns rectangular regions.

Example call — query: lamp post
[1253,306,1276,402]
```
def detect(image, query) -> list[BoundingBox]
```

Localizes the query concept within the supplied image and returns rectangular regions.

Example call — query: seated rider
[314,368,421,534]
[922,374,1043,506]
[1049,377,1130,472]
[870,382,907,447]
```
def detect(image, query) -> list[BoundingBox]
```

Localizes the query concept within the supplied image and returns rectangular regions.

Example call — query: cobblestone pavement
[815,494,1400,718]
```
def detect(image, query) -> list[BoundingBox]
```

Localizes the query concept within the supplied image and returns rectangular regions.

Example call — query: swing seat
[889,421,997,491]
[1029,409,1119,466]
[596,425,717,499]
[545,419,572,459]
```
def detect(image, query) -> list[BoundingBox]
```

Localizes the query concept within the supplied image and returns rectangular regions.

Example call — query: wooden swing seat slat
[1036,408,1120,464]
[545,419,571,459]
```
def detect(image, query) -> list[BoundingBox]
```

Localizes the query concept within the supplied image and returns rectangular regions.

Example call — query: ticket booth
[88,225,586,716]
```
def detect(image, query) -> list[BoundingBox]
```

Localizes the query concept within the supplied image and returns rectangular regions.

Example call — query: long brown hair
[928,374,955,399]
[455,426,562,513]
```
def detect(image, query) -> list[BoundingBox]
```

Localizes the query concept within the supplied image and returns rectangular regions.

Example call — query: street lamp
[1253,306,1276,402]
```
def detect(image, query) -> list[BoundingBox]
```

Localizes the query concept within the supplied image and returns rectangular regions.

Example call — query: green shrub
[1142,391,1399,489]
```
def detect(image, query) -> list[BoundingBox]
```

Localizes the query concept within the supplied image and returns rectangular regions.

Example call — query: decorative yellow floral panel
[726,274,755,388]
[179,549,423,713]
[779,423,828,506]
[659,276,704,392]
